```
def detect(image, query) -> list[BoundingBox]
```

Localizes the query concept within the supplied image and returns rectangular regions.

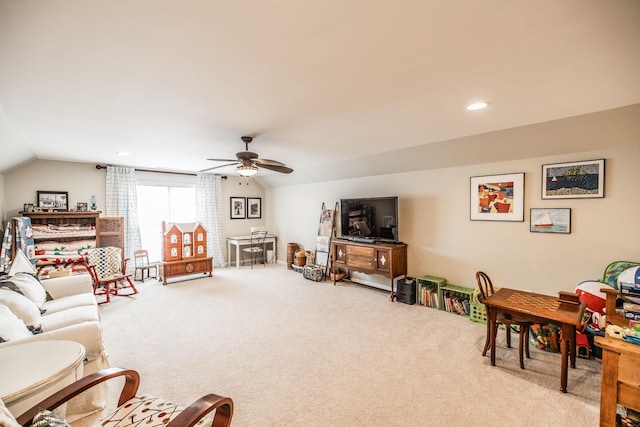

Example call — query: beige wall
[3,160,105,219]
[266,122,640,296]
[2,162,265,262]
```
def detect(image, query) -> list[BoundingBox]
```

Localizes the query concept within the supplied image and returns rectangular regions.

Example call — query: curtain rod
[95,164,227,179]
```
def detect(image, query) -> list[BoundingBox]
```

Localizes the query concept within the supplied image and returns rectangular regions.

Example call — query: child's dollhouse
[161,222,208,262]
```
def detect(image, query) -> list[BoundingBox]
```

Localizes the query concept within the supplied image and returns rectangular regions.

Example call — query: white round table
[0,340,85,418]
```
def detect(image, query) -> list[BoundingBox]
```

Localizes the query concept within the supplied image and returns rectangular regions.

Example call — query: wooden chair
[16,367,233,427]
[83,247,138,304]
[133,249,159,282]
[241,231,268,268]
[476,271,533,369]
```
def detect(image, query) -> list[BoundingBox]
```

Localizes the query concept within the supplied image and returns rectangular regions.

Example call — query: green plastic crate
[416,275,446,308]
[470,300,487,324]
[439,284,474,316]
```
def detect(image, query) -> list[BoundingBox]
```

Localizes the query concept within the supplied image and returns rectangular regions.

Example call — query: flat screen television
[339,196,399,243]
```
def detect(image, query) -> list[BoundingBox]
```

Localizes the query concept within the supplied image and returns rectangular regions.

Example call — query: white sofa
[0,273,109,420]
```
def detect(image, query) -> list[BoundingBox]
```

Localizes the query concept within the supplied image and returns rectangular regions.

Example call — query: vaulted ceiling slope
[1,1,639,185]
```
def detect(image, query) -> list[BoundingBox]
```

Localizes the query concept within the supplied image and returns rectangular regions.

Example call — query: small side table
[0,340,85,418]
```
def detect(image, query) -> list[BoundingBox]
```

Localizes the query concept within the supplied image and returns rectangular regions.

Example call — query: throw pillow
[8,250,38,276]
[0,289,43,333]
[32,408,70,427]
[0,304,32,342]
[0,272,47,306]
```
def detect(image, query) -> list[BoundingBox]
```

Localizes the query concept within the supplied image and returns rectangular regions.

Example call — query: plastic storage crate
[439,284,474,316]
[415,275,446,308]
[469,300,487,324]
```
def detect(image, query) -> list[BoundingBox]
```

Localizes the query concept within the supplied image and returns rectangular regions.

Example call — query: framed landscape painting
[542,159,604,199]
[470,172,524,222]
[530,208,571,234]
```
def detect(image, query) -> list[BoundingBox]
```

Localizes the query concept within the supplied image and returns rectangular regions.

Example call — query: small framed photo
[37,191,68,211]
[247,197,262,219]
[230,197,246,219]
[23,203,34,213]
[76,202,88,212]
[470,172,525,222]
[530,208,571,234]
[542,159,604,199]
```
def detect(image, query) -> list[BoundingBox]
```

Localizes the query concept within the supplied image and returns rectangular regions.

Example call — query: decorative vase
[90,195,97,211]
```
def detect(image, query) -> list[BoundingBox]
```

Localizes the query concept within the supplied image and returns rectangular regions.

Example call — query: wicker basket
[294,250,306,266]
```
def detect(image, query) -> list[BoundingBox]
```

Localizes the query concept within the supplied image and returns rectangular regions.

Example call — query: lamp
[237,164,258,177]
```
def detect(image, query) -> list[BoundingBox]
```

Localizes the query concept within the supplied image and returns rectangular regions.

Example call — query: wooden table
[483,288,586,393]
[595,335,640,427]
[0,340,85,418]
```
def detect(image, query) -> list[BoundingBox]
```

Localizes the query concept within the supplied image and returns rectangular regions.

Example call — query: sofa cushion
[41,305,100,331]
[0,273,47,306]
[0,289,43,332]
[42,293,97,315]
[0,304,32,342]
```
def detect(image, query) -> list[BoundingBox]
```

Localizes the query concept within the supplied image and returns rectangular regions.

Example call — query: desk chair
[15,367,233,427]
[241,231,268,268]
[133,249,159,282]
[83,247,138,304]
[476,271,532,369]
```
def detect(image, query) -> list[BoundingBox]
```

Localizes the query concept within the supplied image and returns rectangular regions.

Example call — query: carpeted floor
[84,264,601,426]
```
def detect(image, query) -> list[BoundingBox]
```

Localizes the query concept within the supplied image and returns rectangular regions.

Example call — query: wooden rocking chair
[83,247,138,304]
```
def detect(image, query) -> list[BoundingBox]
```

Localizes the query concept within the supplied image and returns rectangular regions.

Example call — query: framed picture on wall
[37,191,69,212]
[530,208,571,234]
[230,197,246,219]
[247,197,261,219]
[541,159,605,199]
[470,172,524,221]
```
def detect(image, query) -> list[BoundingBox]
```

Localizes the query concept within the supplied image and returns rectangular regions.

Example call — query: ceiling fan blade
[199,162,240,172]
[256,163,293,174]
[206,158,238,162]
[253,158,285,166]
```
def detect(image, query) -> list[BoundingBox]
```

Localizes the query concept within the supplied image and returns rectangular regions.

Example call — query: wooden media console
[330,239,407,300]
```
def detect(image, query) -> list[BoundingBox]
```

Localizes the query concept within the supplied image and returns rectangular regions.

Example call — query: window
[137,184,196,262]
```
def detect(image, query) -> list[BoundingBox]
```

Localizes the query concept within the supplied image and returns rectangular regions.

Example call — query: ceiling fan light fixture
[237,164,258,177]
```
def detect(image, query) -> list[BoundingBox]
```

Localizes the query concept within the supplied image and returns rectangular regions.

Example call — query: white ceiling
[1,1,639,185]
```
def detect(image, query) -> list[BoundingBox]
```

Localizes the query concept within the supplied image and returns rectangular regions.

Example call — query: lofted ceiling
[1,1,639,186]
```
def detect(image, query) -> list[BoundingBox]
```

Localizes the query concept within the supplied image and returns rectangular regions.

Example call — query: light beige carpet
[86,264,601,426]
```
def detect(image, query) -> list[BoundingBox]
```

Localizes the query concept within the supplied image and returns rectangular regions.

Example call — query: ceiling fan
[201,136,293,176]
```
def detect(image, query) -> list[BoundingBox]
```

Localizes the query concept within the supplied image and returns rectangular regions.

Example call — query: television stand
[330,239,407,300]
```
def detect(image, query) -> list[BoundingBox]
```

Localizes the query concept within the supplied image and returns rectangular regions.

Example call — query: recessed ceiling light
[117,151,131,156]
[467,102,489,111]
